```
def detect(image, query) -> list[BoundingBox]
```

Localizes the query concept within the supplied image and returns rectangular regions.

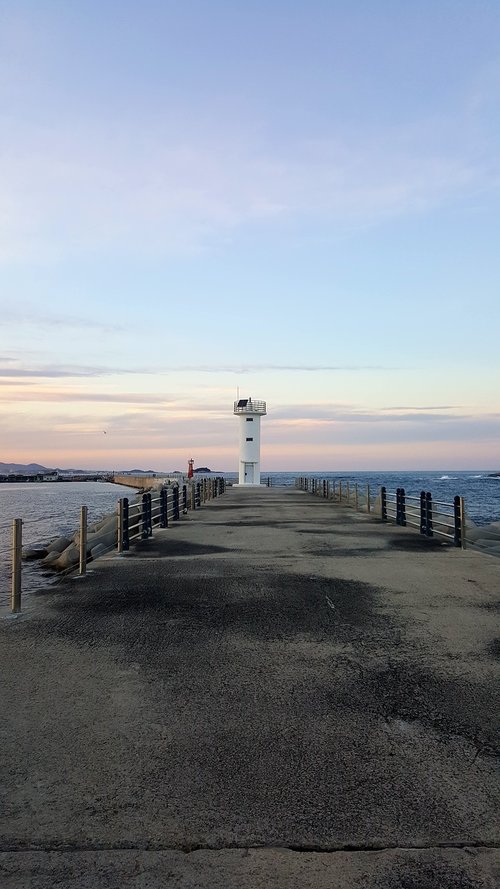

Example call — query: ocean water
[252,470,500,526]
[1,471,498,606]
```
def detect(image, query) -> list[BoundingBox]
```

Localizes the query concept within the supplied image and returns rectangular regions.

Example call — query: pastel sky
[1,1,499,471]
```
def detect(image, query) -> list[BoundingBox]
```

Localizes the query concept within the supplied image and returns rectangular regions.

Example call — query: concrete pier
[1,486,499,887]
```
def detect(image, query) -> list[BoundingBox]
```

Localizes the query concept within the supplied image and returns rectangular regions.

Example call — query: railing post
[148,493,153,536]
[459,496,466,549]
[354,483,358,511]
[142,493,148,538]
[117,500,123,553]
[396,488,406,526]
[173,486,180,520]
[79,505,88,575]
[160,488,168,528]
[190,484,196,510]
[116,499,123,553]
[425,491,433,537]
[454,494,465,548]
[196,482,201,506]
[420,490,426,535]
[182,484,188,513]
[339,481,343,502]
[332,480,336,501]
[380,486,387,521]
[366,484,371,513]
[11,518,22,614]
[326,481,330,499]
[122,497,129,549]
[346,481,350,504]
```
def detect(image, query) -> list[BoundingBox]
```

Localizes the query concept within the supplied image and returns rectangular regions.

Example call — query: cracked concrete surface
[1,487,499,887]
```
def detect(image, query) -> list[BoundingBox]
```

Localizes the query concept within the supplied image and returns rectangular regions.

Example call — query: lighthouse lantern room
[233,397,267,486]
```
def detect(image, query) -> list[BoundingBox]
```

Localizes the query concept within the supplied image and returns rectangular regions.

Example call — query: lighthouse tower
[233,397,267,485]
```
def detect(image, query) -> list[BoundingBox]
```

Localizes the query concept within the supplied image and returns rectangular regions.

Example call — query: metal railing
[3,477,226,614]
[296,477,372,513]
[380,486,465,548]
[296,477,466,548]
[233,399,267,414]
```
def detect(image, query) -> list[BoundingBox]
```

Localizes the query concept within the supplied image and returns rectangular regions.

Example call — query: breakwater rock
[466,519,500,556]
[23,494,142,573]
[36,479,181,573]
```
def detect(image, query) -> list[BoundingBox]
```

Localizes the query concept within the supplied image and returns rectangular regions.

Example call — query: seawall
[112,473,180,490]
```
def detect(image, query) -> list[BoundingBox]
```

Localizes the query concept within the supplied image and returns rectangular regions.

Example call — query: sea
[0,471,499,606]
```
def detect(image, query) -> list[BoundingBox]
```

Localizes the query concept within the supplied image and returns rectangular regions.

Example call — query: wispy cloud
[0,365,132,379]
[1,306,125,334]
[0,105,496,262]
[0,362,393,379]
[268,402,495,425]
[0,389,174,404]
[379,405,461,412]
[170,364,392,373]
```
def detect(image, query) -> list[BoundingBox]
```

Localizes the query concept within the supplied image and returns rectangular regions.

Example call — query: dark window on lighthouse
[246,437,253,441]
[246,417,253,422]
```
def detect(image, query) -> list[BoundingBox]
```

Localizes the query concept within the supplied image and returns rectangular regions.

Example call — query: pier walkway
[1,486,499,887]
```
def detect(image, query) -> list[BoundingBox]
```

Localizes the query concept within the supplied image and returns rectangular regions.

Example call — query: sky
[1,0,499,471]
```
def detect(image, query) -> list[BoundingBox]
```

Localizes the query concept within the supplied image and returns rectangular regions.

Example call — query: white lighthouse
[233,396,267,485]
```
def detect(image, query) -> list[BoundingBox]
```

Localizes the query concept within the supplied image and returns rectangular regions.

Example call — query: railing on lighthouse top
[233,399,267,415]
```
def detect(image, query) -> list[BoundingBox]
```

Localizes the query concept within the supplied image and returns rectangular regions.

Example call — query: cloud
[0,103,496,262]
[0,362,393,379]
[379,405,461,412]
[173,364,391,373]
[0,306,125,334]
[267,402,500,428]
[0,365,133,379]
[0,389,174,404]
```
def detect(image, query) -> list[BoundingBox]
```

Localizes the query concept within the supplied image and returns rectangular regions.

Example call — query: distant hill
[0,463,104,475]
[0,462,54,473]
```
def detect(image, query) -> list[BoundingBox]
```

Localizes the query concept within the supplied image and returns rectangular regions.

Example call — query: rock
[467,527,500,542]
[471,541,500,557]
[22,547,48,561]
[89,515,116,533]
[74,514,117,545]
[40,551,61,568]
[474,538,500,550]
[483,520,500,532]
[46,535,72,554]
[85,528,117,553]
[53,544,80,571]
[90,543,108,559]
